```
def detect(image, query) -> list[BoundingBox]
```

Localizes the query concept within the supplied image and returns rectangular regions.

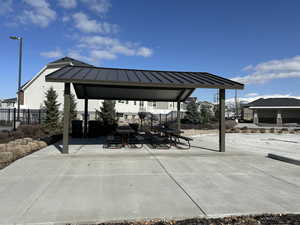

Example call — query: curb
[268,153,300,166]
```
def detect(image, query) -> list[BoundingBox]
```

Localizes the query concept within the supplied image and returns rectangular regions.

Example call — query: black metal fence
[0,108,46,129]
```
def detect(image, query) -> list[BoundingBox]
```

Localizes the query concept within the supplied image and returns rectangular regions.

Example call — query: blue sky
[1,0,300,103]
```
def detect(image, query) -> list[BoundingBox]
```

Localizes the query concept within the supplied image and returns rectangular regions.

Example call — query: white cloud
[232,55,300,84]
[58,0,77,8]
[137,47,153,57]
[0,0,13,15]
[72,12,118,33]
[40,49,63,58]
[79,35,153,59]
[245,93,259,97]
[20,0,56,27]
[62,15,70,22]
[81,0,111,15]
[226,94,300,104]
[111,45,135,56]
[90,50,116,60]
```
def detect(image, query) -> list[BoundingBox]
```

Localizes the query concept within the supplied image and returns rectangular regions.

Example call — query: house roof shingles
[248,98,300,107]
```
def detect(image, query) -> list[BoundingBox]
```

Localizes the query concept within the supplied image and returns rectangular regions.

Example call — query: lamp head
[10,36,21,40]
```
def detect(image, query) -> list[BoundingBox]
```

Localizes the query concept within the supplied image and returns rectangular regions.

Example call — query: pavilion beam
[177,101,181,132]
[84,98,88,137]
[219,89,225,152]
[63,83,71,154]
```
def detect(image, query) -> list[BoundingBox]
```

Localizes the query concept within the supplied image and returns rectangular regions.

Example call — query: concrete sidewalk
[0,134,299,224]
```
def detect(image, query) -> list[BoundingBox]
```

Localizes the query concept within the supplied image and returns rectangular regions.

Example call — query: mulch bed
[91,214,300,225]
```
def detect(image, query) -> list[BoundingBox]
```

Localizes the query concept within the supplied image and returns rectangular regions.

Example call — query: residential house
[241,98,300,125]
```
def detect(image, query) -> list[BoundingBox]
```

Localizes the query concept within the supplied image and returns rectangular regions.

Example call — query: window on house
[124,114,128,119]
[153,101,157,107]
[139,101,144,107]
[126,101,129,104]
[134,101,136,105]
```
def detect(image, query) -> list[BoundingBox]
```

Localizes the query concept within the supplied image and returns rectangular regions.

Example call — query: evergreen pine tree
[43,87,61,134]
[100,100,117,126]
[200,104,211,124]
[185,101,201,124]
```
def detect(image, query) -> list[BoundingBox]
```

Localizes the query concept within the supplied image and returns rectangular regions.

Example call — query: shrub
[18,125,46,138]
[289,130,296,134]
[282,128,288,132]
[269,128,275,133]
[277,129,283,134]
[259,128,266,133]
[0,132,10,144]
[11,130,24,139]
[241,129,248,133]
[225,120,237,129]
[250,129,257,133]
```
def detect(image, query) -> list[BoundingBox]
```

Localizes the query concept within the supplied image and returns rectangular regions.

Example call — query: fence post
[8,108,10,124]
[13,108,16,130]
[27,109,30,124]
[159,114,162,126]
[38,110,41,124]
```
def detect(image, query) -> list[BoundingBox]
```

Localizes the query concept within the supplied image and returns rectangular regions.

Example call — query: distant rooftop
[48,57,93,68]
[247,98,300,107]
[2,97,17,103]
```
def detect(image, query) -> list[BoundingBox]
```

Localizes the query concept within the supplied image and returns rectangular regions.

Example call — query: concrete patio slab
[0,133,299,224]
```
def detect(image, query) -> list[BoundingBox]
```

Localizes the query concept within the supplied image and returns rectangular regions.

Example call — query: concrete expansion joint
[144,146,207,216]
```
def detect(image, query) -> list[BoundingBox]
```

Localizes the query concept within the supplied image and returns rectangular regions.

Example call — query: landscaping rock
[0,144,7,152]
[24,137,33,142]
[11,138,28,145]
[0,152,13,163]
[22,145,32,154]
[29,142,40,152]
[6,143,17,152]
[36,141,47,149]
[11,146,26,159]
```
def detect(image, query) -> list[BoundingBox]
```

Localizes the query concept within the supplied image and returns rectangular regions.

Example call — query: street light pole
[10,36,23,121]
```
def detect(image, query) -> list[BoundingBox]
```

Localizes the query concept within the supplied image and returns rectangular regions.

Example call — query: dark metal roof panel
[73,84,193,101]
[248,98,300,107]
[46,65,244,89]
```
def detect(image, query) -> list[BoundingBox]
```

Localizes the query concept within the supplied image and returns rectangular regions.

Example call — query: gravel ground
[97,214,300,225]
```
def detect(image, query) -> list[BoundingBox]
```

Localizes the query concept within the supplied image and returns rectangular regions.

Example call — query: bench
[105,135,122,149]
[128,134,144,148]
[171,134,193,149]
[150,135,171,149]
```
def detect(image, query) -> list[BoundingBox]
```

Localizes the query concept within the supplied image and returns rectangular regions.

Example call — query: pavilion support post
[84,98,88,137]
[177,101,181,132]
[219,89,225,152]
[63,83,70,154]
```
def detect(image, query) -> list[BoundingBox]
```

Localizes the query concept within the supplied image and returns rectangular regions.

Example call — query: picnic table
[116,126,135,147]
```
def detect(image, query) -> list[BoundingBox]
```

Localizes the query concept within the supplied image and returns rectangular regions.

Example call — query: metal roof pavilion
[45,64,244,154]
[46,65,243,102]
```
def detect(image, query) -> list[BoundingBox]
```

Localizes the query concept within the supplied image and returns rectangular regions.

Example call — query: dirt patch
[93,214,300,225]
